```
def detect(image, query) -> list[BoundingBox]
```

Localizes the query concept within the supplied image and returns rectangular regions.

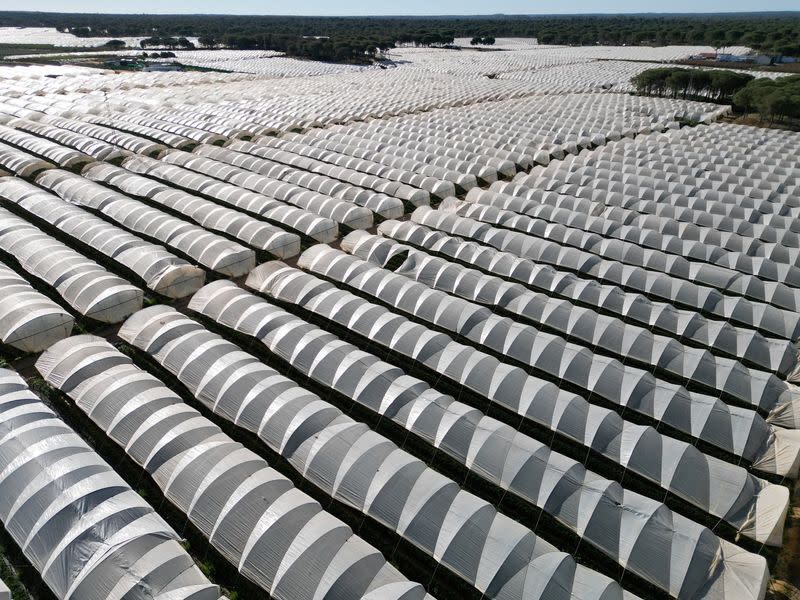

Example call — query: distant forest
[1,12,799,63]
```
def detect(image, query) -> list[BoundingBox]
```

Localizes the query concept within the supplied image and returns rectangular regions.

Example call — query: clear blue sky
[12,1,800,16]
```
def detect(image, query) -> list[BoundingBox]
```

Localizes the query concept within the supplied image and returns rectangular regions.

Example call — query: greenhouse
[0,207,142,322]
[0,261,73,352]
[0,177,206,298]
[0,369,221,600]
[0,44,797,600]
[36,168,257,277]
[120,302,635,600]
[37,336,431,600]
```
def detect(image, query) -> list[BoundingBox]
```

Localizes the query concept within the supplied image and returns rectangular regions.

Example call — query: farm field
[0,33,799,600]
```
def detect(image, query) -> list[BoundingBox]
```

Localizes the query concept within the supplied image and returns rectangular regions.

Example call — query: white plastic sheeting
[0,140,52,177]
[120,154,339,243]
[0,177,205,299]
[161,149,374,230]
[513,125,800,275]
[409,205,800,345]
[82,162,301,258]
[37,336,431,600]
[245,259,790,544]
[0,369,221,600]
[442,198,800,313]
[254,135,453,199]
[0,261,73,352]
[299,128,480,190]
[99,113,227,145]
[35,169,256,277]
[281,130,474,192]
[253,263,788,547]
[120,301,634,600]
[298,244,796,471]
[0,125,94,171]
[38,114,165,157]
[196,144,405,220]
[189,279,773,600]
[376,218,797,377]
[465,186,800,293]
[7,118,130,163]
[229,139,429,209]
[82,115,196,151]
[0,207,142,323]
[342,230,792,402]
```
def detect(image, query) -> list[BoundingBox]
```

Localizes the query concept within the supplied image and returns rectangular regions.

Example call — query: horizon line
[2,10,799,17]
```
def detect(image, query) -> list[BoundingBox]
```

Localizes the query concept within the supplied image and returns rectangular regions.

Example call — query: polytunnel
[7,118,131,163]
[0,177,206,299]
[297,244,793,467]
[120,154,339,243]
[187,277,772,600]
[283,130,475,191]
[0,207,142,323]
[0,261,73,352]
[342,229,794,397]
[301,127,481,186]
[119,302,635,600]
[38,114,165,156]
[0,125,94,171]
[0,369,222,600]
[35,169,256,277]
[375,218,799,374]
[255,135,453,199]
[409,206,800,344]
[82,162,301,258]
[197,143,406,220]
[441,199,800,312]
[83,115,196,150]
[471,185,779,271]
[161,149,374,230]
[323,123,508,182]
[109,113,227,145]
[245,259,791,545]
[0,140,53,177]
[36,336,432,600]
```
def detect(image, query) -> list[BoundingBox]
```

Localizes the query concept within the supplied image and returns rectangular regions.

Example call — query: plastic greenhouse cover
[0,368,220,600]
[119,302,633,600]
[36,335,429,600]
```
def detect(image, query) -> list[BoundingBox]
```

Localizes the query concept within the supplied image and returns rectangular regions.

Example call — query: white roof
[0,368,220,600]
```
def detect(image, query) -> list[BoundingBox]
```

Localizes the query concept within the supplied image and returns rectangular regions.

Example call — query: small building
[718,54,752,63]
[143,62,183,72]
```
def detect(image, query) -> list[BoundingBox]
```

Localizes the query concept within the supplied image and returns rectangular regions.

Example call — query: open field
[0,32,798,600]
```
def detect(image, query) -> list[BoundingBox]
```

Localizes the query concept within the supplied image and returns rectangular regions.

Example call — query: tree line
[632,67,800,123]
[0,12,798,63]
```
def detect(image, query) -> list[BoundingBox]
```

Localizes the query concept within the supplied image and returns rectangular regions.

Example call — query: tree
[470,36,482,46]
[198,35,217,48]
[689,70,712,97]
[103,39,126,49]
[633,67,754,102]
[733,75,800,122]
[482,36,495,45]
[666,69,692,98]
[709,70,753,101]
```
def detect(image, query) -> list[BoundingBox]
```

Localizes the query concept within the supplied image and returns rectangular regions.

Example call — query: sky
[8,1,800,16]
